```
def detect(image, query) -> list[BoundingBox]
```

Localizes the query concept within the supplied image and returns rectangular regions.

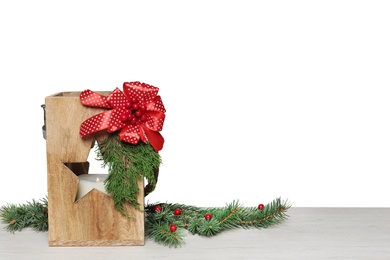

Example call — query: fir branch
[145,197,291,246]
[198,219,222,236]
[218,207,239,225]
[216,200,241,229]
[238,197,291,228]
[0,197,48,233]
[96,133,161,216]
[145,221,183,248]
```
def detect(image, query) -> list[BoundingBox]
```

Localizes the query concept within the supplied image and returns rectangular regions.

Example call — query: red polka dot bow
[79,82,166,152]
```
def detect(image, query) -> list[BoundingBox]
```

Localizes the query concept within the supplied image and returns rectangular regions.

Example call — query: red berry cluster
[154,206,182,232]
[120,99,148,125]
[170,208,182,232]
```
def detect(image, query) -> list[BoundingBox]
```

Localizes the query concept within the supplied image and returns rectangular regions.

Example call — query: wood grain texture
[45,92,144,246]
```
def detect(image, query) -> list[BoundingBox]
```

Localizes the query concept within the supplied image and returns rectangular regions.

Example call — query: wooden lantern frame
[45,91,144,246]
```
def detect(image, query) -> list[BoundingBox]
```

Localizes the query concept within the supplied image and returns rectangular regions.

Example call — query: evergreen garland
[96,133,161,217]
[1,197,290,248]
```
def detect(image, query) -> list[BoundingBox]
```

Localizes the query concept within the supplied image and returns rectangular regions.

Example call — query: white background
[0,1,389,208]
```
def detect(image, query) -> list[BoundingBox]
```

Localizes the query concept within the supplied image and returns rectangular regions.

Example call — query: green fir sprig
[0,197,48,233]
[96,133,161,217]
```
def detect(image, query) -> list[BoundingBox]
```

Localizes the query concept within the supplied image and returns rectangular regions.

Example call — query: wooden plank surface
[1,207,390,259]
[44,92,144,246]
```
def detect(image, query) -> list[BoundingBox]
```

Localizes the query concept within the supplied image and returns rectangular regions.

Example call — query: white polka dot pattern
[79,82,166,151]
[80,89,111,108]
[123,82,159,105]
[120,124,142,145]
[106,88,131,108]
[80,110,123,137]
[147,96,166,113]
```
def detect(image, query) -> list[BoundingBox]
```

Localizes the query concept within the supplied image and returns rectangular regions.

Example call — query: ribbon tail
[142,126,164,152]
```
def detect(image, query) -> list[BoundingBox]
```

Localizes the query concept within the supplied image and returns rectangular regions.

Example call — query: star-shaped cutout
[64,162,109,200]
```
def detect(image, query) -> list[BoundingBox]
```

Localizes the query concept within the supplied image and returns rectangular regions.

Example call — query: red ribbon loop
[79,82,166,152]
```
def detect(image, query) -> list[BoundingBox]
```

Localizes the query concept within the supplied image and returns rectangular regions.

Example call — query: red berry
[169,224,177,232]
[204,213,212,221]
[154,205,162,212]
[120,114,128,122]
[174,208,181,215]
[258,204,264,210]
[135,110,142,117]
[140,114,147,122]
[132,103,139,110]
[131,117,137,125]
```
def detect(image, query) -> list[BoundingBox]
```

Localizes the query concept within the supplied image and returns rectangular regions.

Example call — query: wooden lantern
[44,91,144,246]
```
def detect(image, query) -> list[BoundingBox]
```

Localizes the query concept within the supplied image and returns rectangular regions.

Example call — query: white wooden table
[1,207,390,259]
